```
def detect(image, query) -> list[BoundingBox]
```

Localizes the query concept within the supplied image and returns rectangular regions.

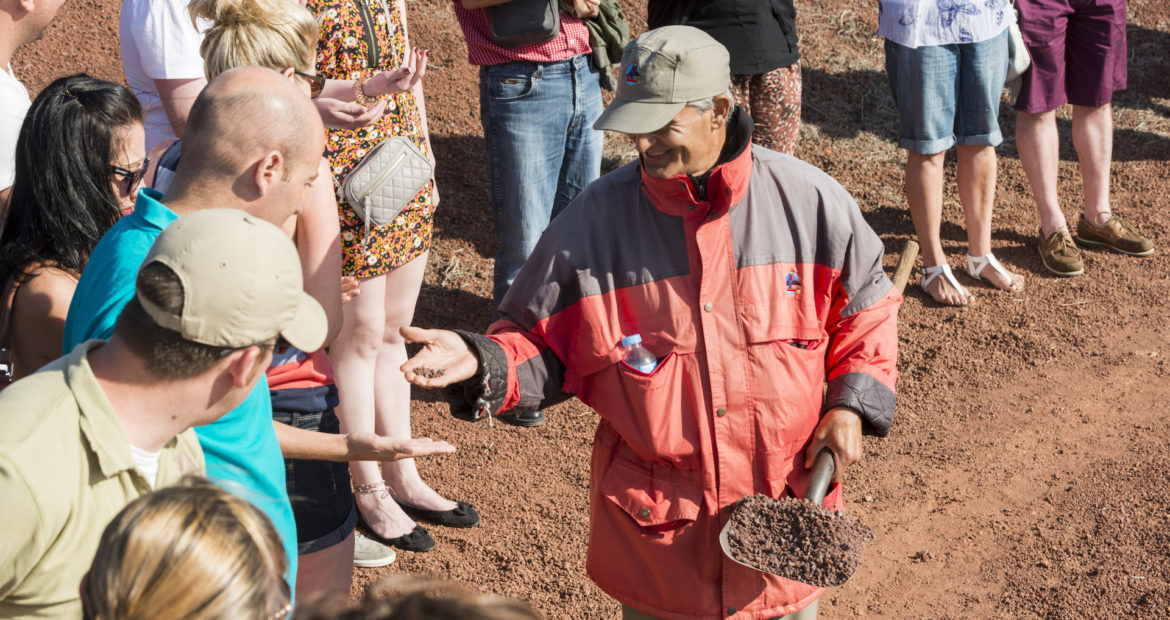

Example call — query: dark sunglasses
[111,157,150,192]
[294,70,325,99]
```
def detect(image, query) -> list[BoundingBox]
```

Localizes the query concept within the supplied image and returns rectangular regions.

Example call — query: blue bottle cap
[620,334,642,346]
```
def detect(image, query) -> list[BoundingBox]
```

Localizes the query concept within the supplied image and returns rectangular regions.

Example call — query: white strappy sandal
[966,254,1021,291]
[920,264,972,305]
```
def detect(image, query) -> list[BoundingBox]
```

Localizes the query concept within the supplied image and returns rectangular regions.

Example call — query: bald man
[62,66,326,593]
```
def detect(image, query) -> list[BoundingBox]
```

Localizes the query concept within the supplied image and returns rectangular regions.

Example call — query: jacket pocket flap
[601,456,703,526]
[739,301,823,344]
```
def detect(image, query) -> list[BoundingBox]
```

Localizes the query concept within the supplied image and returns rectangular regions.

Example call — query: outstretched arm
[273,421,455,461]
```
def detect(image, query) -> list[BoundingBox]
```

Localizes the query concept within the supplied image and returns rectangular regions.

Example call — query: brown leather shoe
[1038,229,1084,277]
[1075,215,1154,257]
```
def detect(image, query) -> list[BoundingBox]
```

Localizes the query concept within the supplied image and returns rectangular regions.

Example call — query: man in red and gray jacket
[401,26,899,620]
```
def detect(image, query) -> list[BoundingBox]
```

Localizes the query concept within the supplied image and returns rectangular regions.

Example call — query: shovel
[718,449,870,587]
[711,239,903,584]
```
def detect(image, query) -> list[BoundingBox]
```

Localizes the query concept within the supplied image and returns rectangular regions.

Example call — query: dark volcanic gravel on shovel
[726,494,874,588]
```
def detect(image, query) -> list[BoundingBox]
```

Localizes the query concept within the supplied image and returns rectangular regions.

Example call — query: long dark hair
[0,74,143,286]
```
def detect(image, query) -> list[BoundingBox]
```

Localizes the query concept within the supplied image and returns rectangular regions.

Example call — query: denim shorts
[270,384,357,555]
[885,28,1010,155]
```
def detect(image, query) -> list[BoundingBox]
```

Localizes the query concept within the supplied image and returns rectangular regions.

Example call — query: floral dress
[308,0,435,278]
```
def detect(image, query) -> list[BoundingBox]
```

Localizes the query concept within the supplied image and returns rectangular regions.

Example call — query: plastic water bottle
[621,334,658,374]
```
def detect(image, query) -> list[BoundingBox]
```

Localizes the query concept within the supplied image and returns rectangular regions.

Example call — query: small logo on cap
[624,63,640,85]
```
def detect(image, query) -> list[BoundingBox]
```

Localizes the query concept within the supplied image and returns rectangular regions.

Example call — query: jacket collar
[638,108,754,220]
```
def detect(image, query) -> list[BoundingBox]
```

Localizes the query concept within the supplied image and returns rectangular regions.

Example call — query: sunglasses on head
[293,70,325,99]
[111,157,150,192]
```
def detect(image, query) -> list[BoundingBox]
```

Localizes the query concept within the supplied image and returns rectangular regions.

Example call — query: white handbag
[1004,8,1031,105]
[341,136,433,250]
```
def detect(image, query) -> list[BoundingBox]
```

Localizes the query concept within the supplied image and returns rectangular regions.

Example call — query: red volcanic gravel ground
[16,0,1170,617]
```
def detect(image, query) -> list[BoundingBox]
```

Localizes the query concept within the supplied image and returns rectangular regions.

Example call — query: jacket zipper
[355,0,380,69]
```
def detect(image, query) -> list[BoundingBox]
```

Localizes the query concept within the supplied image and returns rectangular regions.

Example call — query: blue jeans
[479,54,603,311]
[885,29,1010,155]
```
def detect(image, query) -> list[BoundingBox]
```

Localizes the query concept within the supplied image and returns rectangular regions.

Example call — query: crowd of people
[0,0,1154,618]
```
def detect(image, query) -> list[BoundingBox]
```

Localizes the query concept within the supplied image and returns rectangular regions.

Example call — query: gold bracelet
[353,77,372,106]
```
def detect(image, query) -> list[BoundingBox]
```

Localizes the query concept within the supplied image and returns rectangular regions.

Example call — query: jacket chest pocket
[741,298,827,379]
[739,302,828,458]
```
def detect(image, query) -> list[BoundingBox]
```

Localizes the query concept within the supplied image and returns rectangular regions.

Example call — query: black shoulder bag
[486,0,560,48]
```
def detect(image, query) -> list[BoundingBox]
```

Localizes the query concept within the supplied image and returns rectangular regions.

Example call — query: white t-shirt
[878,0,1014,48]
[119,0,209,153]
[129,443,162,489]
[0,65,31,190]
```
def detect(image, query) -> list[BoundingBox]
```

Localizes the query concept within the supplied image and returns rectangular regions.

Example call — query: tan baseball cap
[138,209,327,353]
[593,26,732,135]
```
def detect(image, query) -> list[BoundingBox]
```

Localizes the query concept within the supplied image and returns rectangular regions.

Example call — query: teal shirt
[63,189,299,592]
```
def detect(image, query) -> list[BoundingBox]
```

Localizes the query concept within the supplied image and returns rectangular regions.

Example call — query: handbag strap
[359,196,373,254]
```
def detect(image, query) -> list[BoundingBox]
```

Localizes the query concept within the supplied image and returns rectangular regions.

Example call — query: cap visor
[593,99,687,134]
[280,293,328,353]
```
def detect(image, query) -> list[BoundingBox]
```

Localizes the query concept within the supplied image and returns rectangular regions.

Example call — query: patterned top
[878,0,1014,48]
[452,2,591,66]
[308,0,436,278]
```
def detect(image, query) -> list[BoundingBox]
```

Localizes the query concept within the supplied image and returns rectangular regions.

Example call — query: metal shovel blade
[719,450,871,587]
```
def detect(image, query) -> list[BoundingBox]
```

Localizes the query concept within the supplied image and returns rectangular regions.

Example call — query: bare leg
[374,253,457,511]
[1015,110,1066,236]
[295,533,355,600]
[332,273,416,539]
[1071,103,1113,226]
[906,150,972,305]
[956,144,1023,291]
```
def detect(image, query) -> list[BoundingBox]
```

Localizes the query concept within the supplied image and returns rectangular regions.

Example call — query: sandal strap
[966,253,1010,283]
[921,264,969,297]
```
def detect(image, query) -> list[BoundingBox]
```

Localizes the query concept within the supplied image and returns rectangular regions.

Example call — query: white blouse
[878,0,1015,48]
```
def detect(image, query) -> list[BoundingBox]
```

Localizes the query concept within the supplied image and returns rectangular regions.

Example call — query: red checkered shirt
[452,2,591,66]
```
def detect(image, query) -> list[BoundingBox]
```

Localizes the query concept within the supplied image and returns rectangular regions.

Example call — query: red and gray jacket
[449,118,899,619]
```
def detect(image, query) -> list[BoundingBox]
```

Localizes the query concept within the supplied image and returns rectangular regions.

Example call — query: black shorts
[271,384,357,554]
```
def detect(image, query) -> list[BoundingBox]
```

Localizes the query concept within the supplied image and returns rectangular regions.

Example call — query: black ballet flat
[356,513,435,552]
[396,500,480,528]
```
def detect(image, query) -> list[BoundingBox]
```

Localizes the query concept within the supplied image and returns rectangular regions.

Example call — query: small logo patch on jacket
[786,270,802,295]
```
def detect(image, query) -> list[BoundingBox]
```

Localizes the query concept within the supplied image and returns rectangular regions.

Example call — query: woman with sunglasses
[0,74,144,384]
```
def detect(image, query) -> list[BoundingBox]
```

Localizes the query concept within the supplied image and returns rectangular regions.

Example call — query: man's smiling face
[628,98,728,180]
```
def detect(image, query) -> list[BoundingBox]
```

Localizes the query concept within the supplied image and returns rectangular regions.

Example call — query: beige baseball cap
[593,26,732,135]
[138,209,327,353]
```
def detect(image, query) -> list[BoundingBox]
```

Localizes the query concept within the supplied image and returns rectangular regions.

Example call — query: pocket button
[716,407,727,417]
[639,508,651,519]
[703,302,714,312]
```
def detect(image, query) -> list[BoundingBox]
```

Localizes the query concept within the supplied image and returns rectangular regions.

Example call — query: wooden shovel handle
[890,239,919,295]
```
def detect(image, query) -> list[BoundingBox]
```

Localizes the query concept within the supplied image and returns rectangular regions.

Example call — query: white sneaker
[353,533,397,568]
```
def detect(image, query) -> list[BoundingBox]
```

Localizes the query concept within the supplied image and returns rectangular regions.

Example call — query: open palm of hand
[367,48,428,96]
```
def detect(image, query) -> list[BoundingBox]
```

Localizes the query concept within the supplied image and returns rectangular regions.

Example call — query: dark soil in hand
[414,367,446,379]
[726,494,874,588]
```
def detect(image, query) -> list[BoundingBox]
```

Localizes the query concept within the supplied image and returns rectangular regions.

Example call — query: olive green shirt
[0,340,204,618]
